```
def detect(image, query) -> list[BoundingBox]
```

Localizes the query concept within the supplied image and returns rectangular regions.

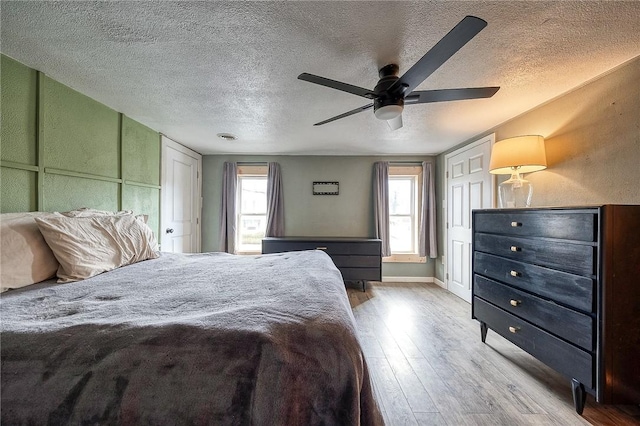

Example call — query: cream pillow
[61,207,148,223]
[0,212,60,292]
[35,215,159,283]
[60,207,134,217]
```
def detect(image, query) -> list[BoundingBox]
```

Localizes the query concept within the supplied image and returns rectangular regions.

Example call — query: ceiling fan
[298,15,499,131]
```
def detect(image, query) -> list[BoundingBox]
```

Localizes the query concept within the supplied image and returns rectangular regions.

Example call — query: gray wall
[202,155,436,278]
[435,56,640,281]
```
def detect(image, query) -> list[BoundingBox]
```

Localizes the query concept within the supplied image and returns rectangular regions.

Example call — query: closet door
[445,135,494,302]
[161,136,201,253]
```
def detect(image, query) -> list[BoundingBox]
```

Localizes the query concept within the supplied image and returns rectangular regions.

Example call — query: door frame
[443,133,496,300]
[161,134,202,252]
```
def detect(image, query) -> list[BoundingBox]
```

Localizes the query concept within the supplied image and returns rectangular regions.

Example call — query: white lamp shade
[489,135,547,175]
[374,104,403,120]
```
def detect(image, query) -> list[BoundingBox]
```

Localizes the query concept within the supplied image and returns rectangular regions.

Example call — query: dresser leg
[480,322,488,343]
[361,280,366,292]
[571,379,587,415]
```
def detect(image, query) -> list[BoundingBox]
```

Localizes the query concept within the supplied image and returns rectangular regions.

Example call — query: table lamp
[489,135,547,208]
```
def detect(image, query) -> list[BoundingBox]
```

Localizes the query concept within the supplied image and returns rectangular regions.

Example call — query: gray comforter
[1,250,383,425]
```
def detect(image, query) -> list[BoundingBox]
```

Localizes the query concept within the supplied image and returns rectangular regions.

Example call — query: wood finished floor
[347,282,640,426]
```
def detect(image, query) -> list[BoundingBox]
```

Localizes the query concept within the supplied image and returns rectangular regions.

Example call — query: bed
[1,220,383,425]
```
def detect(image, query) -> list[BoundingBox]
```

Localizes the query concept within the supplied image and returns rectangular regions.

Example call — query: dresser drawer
[331,255,380,268]
[474,275,593,350]
[474,252,594,313]
[262,240,380,256]
[340,267,381,282]
[474,211,596,242]
[473,297,593,389]
[474,233,595,276]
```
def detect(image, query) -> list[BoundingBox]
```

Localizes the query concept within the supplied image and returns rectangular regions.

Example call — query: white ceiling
[2,1,639,156]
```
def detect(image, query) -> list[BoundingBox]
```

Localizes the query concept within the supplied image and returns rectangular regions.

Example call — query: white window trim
[236,165,268,255]
[384,166,427,264]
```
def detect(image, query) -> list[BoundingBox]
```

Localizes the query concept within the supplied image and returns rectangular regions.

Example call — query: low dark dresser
[262,237,382,290]
[472,205,640,414]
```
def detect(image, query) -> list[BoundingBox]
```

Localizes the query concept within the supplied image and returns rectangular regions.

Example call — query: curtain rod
[237,161,268,165]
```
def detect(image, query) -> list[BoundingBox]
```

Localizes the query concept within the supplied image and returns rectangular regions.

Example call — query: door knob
[166,228,174,234]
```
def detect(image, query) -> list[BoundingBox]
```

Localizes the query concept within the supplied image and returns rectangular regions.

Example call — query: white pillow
[0,212,60,292]
[35,215,159,283]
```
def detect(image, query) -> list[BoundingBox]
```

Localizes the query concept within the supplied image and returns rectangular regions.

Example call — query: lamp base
[498,172,533,208]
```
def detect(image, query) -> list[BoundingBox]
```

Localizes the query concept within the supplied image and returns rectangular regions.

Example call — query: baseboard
[380,276,447,288]
[382,276,433,283]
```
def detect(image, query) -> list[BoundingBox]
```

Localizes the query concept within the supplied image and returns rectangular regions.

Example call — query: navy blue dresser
[262,237,382,290]
[472,206,640,414]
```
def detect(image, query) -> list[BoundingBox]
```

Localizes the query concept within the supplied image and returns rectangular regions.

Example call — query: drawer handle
[511,221,522,227]
[510,299,521,307]
[510,270,521,277]
[316,247,327,250]
[510,246,521,252]
[508,326,520,334]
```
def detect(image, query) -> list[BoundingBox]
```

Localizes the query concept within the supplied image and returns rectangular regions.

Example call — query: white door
[446,135,494,302]
[161,136,202,253]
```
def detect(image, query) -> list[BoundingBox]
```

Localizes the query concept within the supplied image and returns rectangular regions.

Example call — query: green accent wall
[0,168,37,212]
[0,54,161,237]
[122,185,160,242]
[121,115,161,237]
[202,155,437,279]
[42,174,120,213]
[122,115,160,186]
[43,77,120,178]
[1,57,38,165]
[1,57,39,212]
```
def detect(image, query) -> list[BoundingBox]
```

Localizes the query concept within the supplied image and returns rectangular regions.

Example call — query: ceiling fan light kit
[372,64,404,121]
[374,104,403,121]
[298,15,500,131]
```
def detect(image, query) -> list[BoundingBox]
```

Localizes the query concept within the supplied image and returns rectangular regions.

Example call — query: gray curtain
[265,162,284,237]
[419,161,437,258]
[373,161,391,257]
[219,162,237,253]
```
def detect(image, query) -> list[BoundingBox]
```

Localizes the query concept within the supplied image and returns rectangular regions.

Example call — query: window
[236,165,267,253]
[389,176,416,253]
[387,166,425,262]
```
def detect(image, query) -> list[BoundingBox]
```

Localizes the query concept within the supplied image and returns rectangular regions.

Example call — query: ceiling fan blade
[405,87,500,104]
[388,16,488,96]
[387,115,403,131]
[313,104,374,126]
[298,73,376,99]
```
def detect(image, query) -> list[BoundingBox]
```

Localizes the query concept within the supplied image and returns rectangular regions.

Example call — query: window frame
[236,165,268,255]
[385,166,426,263]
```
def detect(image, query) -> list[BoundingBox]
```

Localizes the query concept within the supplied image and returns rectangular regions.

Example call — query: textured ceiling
[2,1,639,155]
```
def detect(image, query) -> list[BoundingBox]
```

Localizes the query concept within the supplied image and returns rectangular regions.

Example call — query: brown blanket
[1,251,383,425]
